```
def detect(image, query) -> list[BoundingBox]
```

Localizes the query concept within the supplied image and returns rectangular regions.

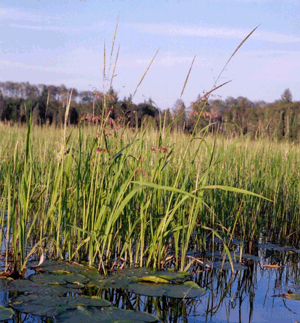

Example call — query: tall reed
[1,121,299,275]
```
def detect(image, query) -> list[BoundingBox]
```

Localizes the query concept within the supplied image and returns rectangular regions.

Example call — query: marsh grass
[0,121,299,275]
[2,24,298,276]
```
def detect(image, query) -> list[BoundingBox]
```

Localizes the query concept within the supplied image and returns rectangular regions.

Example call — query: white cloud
[135,55,212,68]
[0,59,74,74]
[0,6,59,23]
[8,24,68,32]
[126,22,300,44]
[8,21,106,33]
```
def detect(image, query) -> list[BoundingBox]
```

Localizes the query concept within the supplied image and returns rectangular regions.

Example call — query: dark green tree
[281,88,293,103]
[172,99,186,132]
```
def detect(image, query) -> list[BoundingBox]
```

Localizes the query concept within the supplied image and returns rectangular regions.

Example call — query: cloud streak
[1,6,59,23]
[126,22,300,44]
[8,22,106,33]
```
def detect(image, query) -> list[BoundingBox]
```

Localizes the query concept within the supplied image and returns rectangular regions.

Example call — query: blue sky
[1,0,299,109]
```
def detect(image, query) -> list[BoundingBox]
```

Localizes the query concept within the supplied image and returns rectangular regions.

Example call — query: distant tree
[186,97,208,133]
[37,86,48,125]
[162,108,172,129]
[173,99,186,132]
[281,89,293,103]
[25,82,39,99]
[80,91,94,103]
[69,107,79,125]
[0,90,4,120]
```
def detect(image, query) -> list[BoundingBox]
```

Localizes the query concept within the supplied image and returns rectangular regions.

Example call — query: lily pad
[117,268,157,278]
[258,244,296,253]
[0,277,11,292]
[212,262,248,271]
[138,276,170,284]
[127,281,205,299]
[152,271,191,284]
[236,253,260,262]
[207,237,242,246]
[10,294,110,318]
[52,270,71,275]
[63,273,89,285]
[167,281,205,299]
[9,279,84,296]
[92,268,191,290]
[56,306,159,323]
[0,306,14,321]
[206,251,259,262]
[29,273,68,285]
[29,272,89,287]
[93,274,138,290]
[34,260,100,280]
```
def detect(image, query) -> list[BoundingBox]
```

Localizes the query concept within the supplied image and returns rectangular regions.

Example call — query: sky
[0,0,299,110]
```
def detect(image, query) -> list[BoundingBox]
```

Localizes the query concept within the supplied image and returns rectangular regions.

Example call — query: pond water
[1,243,300,322]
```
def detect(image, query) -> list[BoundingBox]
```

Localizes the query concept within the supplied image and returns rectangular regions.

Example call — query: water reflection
[1,246,300,322]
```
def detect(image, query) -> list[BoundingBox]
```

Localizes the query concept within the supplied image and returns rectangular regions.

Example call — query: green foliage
[0,81,300,143]
[0,120,299,276]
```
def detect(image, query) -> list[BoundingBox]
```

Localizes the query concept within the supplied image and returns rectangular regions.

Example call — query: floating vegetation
[9,279,85,296]
[127,280,205,299]
[0,261,206,321]
[10,294,111,318]
[56,307,160,323]
[0,306,14,321]
[29,272,89,287]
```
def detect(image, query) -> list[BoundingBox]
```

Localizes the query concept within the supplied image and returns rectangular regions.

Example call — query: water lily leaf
[0,277,11,292]
[94,274,138,290]
[118,268,156,278]
[239,253,260,262]
[56,306,159,323]
[0,305,14,321]
[29,272,90,287]
[127,281,205,299]
[9,279,84,296]
[206,251,259,263]
[138,276,170,284]
[206,237,242,246]
[63,273,89,285]
[155,271,191,284]
[121,268,190,283]
[52,270,71,275]
[128,282,168,297]
[212,262,248,271]
[11,294,66,317]
[258,244,296,253]
[10,294,110,318]
[166,281,205,299]
[205,251,229,260]
[29,273,68,285]
[33,260,80,272]
[34,261,100,280]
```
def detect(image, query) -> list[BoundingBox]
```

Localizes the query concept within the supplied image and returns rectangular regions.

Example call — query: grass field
[0,121,299,275]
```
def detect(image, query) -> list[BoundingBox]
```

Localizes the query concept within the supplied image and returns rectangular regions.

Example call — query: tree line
[0,81,299,141]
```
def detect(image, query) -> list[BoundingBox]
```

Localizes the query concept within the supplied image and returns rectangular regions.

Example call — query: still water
[1,243,300,322]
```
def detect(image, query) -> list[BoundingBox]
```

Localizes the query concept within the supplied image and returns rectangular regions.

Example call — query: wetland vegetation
[0,119,300,321]
[1,22,300,322]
